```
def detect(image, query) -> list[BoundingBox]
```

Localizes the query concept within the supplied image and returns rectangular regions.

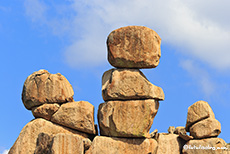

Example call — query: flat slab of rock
[102,69,164,101]
[189,118,221,139]
[185,100,215,131]
[182,138,228,154]
[107,26,161,68]
[9,118,89,154]
[156,133,186,154]
[22,69,74,110]
[86,136,158,154]
[98,99,159,138]
[51,101,96,134]
[32,103,60,121]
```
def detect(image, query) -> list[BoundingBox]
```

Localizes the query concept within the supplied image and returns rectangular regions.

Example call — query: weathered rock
[9,118,89,154]
[182,138,228,154]
[98,99,159,138]
[189,118,221,139]
[34,133,53,154]
[150,129,158,138]
[86,136,158,154]
[50,133,91,154]
[174,126,193,141]
[156,133,186,154]
[51,101,96,134]
[175,126,186,134]
[186,100,215,131]
[107,26,161,68]
[22,69,74,110]
[102,69,164,101]
[168,126,175,134]
[32,103,60,121]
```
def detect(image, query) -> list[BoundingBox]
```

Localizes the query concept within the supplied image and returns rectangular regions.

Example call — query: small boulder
[51,101,96,134]
[168,126,175,134]
[22,69,74,110]
[107,26,161,68]
[32,103,60,121]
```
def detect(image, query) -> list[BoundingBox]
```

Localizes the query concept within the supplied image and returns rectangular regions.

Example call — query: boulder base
[98,99,159,138]
[156,133,186,154]
[9,118,89,154]
[86,136,158,154]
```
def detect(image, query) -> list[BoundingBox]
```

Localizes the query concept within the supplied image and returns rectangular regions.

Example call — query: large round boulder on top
[22,69,74,110]
[107,26,161,68]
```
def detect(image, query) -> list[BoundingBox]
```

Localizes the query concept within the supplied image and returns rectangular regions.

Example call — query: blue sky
[1,0,230,153]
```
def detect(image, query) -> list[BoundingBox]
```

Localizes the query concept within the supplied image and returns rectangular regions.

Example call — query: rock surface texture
[22,69,74,110]
[86,136,158,154]
[102,68,164,101]
[32,103,60,121]
[107,26,161,68]
[189,118,221,139]
[98,99,159,138]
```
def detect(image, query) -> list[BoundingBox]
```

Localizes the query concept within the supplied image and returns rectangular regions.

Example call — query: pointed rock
[102,68,164,101]
[107,26,161,68]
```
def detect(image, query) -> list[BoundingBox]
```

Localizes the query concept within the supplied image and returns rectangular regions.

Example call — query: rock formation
[9,26,229,154]
[98,25,164,139]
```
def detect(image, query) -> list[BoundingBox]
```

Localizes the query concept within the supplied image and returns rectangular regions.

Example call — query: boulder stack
[182,100,228,154]
[185,100,221,139]
[98,26,165,138]
[9,70,97,154]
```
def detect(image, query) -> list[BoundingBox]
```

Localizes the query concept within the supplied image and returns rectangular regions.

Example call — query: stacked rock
[98,26,165,138]
[9,69,96,154]
[182,100,227,154]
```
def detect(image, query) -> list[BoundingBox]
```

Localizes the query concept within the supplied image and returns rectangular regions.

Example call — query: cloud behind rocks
[24,0,230,70]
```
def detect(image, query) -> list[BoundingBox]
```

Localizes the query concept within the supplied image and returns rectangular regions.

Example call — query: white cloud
[24,0,230,69]
[1,149,9,154]
[180,59,216,97]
